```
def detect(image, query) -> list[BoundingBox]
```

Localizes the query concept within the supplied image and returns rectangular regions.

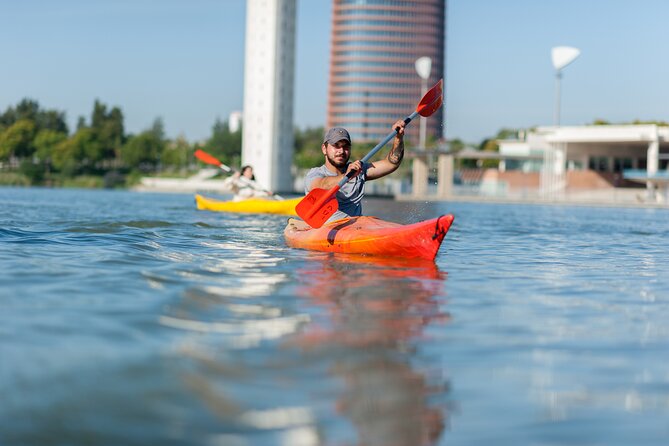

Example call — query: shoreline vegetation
[3,98,666,196]
[0,97,499,191]
[0,98,392,190]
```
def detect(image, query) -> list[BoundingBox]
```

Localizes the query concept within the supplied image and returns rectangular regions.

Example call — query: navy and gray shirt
[304,163,368,222]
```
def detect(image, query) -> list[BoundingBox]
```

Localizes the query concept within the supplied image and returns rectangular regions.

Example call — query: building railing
[623,169,669,180]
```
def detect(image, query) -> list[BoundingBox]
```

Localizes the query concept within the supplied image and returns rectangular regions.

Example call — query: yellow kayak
[195,194,299,215]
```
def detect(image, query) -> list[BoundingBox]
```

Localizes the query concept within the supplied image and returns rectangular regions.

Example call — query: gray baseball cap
[323,127,351,145]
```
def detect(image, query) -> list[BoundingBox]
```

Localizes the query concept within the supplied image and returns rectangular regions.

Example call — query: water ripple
[1,188,669,445]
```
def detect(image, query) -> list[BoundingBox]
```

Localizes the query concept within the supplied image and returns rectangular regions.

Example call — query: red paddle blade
[194,149,222,167]
[416,79,443,117]
[296,187,339,228]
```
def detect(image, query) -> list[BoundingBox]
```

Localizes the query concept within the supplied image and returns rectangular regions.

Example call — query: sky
[1,0,668,144]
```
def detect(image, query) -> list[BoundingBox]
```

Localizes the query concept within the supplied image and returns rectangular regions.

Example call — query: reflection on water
[291,253,450,446]
[161,251,451,445]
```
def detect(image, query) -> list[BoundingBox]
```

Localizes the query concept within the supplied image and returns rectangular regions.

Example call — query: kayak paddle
[194,149,282,199]
[296,78,443,228]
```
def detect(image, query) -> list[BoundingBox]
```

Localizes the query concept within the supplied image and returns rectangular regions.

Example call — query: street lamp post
[414,57,432,148]
[551,46,580,126]
[412,57,432,197]
[543,46,580,199]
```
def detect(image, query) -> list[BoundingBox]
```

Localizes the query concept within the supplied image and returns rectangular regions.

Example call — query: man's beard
[326,153,349,170]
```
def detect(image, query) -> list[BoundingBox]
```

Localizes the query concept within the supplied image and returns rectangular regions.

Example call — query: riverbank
[398,187,669,209]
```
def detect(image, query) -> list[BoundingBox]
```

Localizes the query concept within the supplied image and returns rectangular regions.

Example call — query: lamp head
[551,46,581,71]
[415,56,432,80]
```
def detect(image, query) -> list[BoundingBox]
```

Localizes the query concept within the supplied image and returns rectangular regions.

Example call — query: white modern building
[242,0,297,193]
[498,124,669,199]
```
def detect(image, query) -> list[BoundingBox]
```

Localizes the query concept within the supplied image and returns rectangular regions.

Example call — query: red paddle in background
[296,78,444,228]
[194,149,282,199]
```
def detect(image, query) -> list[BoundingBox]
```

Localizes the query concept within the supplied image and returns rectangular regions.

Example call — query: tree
[161,135,192,170]
[447,138,466,152]
[76,116,86,131]
[0,99,68,134]
[150,117,165,141]
[14,99,40,123]
[34,129,68,162]
[51,128,96,174]
[203,118,242,165]
[293,126,325,168]
[89,100,125,164]
[38,110,68,134]
[120,127,165,172]
[0,119,36,160]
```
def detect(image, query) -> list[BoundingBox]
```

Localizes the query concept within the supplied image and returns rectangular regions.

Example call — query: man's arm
[308,174,343,191]
[365,119,406,180]
[307,161,363,191]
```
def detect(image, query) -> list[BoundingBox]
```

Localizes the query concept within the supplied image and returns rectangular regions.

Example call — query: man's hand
[393,119,406,137]
[346,160,364,178]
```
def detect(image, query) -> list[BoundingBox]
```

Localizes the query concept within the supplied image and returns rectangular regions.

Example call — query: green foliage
[161,135,193,170]
[39,110,69,134]
[0,99,67,133]
[0,172,31,186]
[448,138,466,152]
[19,92,669,190]
[469,127,525,168]
[123,169,145,187]
[493,128,519,141]
[479,138,497,152]
[148,117,166,143]
[34,129,67,161]
[293,126,325,168]
[102,170,126,189]
[352,141,377,161]
[0,119,37,160]
[59,175,105,188]
[51,128,97,173]
[590,119,669,126]
[631,120,669,126]
[89,100,125,161]
[203,118,241,165]
[19,159,46,184]
[121,129,165,171]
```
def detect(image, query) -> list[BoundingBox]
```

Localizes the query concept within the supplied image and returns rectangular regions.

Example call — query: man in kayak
[304,120,406,221]
[222,165,274,201]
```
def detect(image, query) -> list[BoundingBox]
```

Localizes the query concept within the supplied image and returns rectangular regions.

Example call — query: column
[437,154,453,198]
[554,144,566,195]
[242,0,297,193]
[647,131,659,197]
[412,156,429,197]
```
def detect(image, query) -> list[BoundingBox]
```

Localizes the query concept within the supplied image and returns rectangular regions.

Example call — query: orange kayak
[284,215,454,261]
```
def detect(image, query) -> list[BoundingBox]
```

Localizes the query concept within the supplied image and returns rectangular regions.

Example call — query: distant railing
[623,169,669,180]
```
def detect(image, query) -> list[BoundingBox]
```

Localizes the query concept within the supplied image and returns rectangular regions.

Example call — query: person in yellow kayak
[304,120,406,221]
[222,165,274,201]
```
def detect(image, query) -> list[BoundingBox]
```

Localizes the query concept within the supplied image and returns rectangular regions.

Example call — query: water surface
[1,187,668,445]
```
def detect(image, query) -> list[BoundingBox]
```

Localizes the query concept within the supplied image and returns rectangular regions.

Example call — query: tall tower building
[242,0,297,192]
[327,0,446,147]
